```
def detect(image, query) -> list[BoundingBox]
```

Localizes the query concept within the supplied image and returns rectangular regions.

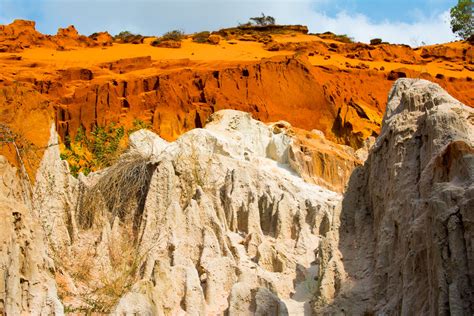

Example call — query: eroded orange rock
[0,20,472,179]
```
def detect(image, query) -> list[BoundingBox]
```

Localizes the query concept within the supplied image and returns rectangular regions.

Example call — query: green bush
[161,30,185,41]
[128,119,152,135]
[61,123,126,177]
[150,39,162,46]
[114,31,144,44]
[192,31,210,43]
[333,34,354,43]
[370,38,382,45]
[90,123,125,168]
[61,120,155,177]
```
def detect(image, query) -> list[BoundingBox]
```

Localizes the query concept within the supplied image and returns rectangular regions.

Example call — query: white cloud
[258,0,456,45]
[304,10,455,45]
[0,0,457,45]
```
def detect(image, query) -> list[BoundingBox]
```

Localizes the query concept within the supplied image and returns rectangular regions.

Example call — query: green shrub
[128,119,152,135]
[90,123,125,167]
[161,30,185,41]
[61,123,126,177]
[333,34,354,43]
[370,38,382,45]
[450,0,473,40]
[61,120,156,177]
[114,31,144,44]
[150,39,162,46]
[192,31,210,43]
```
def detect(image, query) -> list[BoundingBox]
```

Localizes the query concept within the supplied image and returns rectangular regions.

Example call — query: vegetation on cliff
[60,120,151,177]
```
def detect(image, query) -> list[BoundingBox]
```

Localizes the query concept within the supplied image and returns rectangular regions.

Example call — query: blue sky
[0,0,459,45]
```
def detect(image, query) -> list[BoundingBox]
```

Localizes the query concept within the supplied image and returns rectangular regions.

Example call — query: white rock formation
[129,129,169,159]
[111,110,341,315]
[0,156,64,315]
[33,124,78,251]
[314,79,474,315]
[18,110,342,314]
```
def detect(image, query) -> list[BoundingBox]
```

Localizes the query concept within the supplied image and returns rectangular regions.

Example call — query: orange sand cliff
[0,20,473,174]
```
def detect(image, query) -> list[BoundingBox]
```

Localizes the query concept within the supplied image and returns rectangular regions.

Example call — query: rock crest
[314,79,474,314]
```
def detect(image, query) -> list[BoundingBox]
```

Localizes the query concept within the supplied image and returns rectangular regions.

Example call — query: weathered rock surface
[19,109,349,314]
[288,127,364,192]
[0,19,107,52]
[315,78,474,315]
[0,156,63,315]
[33,124,78,252]
[105,110,343,314]
[1,78,472,315]
[1,18,473,178]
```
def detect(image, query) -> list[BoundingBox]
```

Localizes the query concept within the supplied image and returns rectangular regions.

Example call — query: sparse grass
[82,225,141,313]
[0,85,50,179]
[59,223,154,314]
[127,119,152,135]
[55,146,161,313]
[0,123,39,194]
[317,32,355,43]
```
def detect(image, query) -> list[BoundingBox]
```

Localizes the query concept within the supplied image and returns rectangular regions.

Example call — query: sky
[0,0,460,45]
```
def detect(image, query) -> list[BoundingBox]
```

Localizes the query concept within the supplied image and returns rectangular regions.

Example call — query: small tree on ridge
[249,13,276,26]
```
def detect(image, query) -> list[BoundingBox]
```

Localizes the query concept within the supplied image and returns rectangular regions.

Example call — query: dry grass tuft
[78,153,156,229]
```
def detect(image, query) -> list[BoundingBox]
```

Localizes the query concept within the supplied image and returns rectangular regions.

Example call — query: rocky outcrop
[55,56,339,143]
[420,42,474,63]
[315,79,474,314]
[25,110,347,313]
[215,24,308,41]
[88,31,113,46]
[288,126,364,192]
[108,110,341,314]
[33,124,78,252]
[54,25,97,49]
[0,156,64,315]
[0,20,105,52]
[50,55,411,150]
[1,18,473,172]
[56,25,80,39]
[0,19,48,52]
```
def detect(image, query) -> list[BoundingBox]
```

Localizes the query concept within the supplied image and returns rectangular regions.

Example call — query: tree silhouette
[249,13,276,26]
